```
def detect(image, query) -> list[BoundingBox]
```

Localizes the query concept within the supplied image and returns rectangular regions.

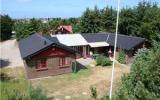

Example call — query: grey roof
[82,33,146,50]
[42,34,59,43]
[19,33,76,59]
[19,33,146,59]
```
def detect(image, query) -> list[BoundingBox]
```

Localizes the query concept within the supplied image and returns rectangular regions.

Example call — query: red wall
[33,47,70,58]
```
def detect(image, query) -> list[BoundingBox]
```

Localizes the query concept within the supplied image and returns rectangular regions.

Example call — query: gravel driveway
[0,39,23,67]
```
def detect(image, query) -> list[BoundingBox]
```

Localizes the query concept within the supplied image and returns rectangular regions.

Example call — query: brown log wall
[25,55,75,79]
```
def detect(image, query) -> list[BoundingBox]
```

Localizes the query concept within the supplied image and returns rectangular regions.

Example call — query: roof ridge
[36,33,53,44]
[116,33,145,39]
[81,32,145,39]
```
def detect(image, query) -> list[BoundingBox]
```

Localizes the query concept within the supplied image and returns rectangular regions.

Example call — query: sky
[1,0,160,19]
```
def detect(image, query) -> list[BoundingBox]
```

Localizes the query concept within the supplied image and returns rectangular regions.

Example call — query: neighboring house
[19,33,77,79]
[19,33,147,79]
[55,25,73,34]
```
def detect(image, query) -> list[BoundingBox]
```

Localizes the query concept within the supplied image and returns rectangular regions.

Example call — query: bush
[90,86,97,99]
[115,42,160,99]
[96,55,112,66]
[101,58,112,66]
[96,55,104,65]
[118,50,126,64]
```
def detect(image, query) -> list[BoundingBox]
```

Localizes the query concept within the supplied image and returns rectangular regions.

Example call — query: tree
[15,18,42,41]
[116,42,160,99]
[101,7,116,32]
[0,15,14,41]
[119,1,160,41]
[15,21,31,41]
[136,2,160,41]
[80,6,101,33]
[39,22,50,34]
[119,8,138,36]
[29,18,42,32]
[48,19,62,31]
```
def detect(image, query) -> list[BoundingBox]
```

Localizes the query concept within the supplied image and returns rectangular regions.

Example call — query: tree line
[1,1,160,41]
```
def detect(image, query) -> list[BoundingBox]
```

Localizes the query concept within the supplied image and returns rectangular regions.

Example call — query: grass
[1,63,130,99]
[70,68,92,80]
[0,67,28,100]
[1,79,28,100]
[0,67,48,100]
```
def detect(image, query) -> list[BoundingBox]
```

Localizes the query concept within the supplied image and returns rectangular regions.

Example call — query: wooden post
[83,46,87,58]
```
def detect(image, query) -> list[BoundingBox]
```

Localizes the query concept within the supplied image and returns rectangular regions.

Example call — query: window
[36,58,47,70]
[59,57,69,67]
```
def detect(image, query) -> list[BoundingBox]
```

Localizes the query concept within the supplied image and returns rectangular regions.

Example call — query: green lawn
[70,68,92,80]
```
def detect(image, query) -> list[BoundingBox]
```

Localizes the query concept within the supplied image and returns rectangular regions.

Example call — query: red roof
[58,25,72,33]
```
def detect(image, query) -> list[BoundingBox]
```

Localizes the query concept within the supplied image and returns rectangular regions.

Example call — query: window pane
[36,58,47,69]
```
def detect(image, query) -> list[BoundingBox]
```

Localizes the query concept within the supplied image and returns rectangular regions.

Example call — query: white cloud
[17,0,32,3]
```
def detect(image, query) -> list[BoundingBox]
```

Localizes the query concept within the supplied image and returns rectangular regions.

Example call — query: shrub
[96,55,112,66]
[101,58,112,66]
[115,42,160,99]
[118,50,126,64]
[96,55,104,65]
[90,86,97,99]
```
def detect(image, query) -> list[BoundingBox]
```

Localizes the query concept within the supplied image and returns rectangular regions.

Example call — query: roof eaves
[23,43,54,60]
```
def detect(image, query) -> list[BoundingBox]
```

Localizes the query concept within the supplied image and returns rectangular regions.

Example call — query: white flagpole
[109,0,120,99]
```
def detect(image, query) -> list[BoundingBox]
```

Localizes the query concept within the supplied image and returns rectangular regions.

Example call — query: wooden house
[19,33,77,79]
[19,33,148,79]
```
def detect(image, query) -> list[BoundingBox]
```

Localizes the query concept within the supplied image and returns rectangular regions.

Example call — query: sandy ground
[31,64,129,100]
[0,39,23,67]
